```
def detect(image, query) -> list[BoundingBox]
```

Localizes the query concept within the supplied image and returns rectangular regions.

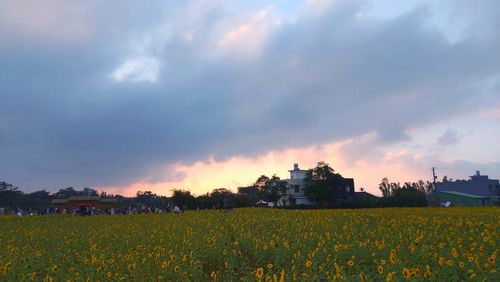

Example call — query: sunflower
[402,267,410,279]
[279,270,285,282]
[424,265,431,277]
[438,257,446,266]
[210,271,217,280]
[306,260,313,267]
[267,263,273,269]
[174,266,180,273]
[378,265,384,274]
[415,265,422,275]
[51,265,58,273]
[389,251,397,264]
[386,271,396,282]
[346,260,354,267]
[256,267,264,279]
[459,261,465,268]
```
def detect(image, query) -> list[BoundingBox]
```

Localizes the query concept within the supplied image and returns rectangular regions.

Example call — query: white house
[277,163,356,207]
[278,163,315,206]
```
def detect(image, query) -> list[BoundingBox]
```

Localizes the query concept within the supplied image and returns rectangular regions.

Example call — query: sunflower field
[0,207,498,281]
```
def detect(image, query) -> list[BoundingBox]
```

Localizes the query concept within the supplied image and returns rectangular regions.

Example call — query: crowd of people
[0,205,184,216]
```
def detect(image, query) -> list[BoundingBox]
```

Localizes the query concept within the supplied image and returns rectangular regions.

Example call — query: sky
[1,0,499,196]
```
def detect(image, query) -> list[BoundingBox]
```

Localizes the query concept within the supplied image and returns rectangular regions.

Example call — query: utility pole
[432,167,438,203]
[432,167,437,184]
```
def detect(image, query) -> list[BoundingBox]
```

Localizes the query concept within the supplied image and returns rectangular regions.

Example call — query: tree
[378,177,391,197]
[0,181,18,192]
[0,181,23,209]
[303,161,345,207]
[378,178,428,207]
[254,175,270,190]
[253,174,286,206]
[25,190,53,210]
[53,187,80,199]
[171,189,196,209]
[234,194,258,207]
[209,188,235,209]
[136,191,157,207]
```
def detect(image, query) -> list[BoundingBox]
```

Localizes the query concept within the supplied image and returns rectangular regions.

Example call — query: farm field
[0,207,498,281]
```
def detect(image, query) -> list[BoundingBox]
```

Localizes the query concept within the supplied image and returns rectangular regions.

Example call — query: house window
[294,185,300,193]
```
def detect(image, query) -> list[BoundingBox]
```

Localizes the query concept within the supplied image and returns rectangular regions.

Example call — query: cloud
[112,56,160,83]
[437,129,459,146]
[485,107,500,118]
[0,0,499,193]
[217,8,281,58]
[0,0,96,42]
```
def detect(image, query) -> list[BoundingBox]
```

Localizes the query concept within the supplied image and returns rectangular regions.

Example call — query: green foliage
[303,161,346,207]
[378,178,432,207]
[171,189,196,209]
[0,181,18,192]
[253,175,287,205]
[135,191,170,208]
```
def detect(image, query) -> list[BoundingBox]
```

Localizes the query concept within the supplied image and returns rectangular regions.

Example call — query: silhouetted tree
[304,162,345,207]
[0,181,23,209]
[53,187,81,199]
[171,189,196,209]
[0,181,18,192]
[253,174,286,206]
[378,178,428,207]
[25,190,53,210]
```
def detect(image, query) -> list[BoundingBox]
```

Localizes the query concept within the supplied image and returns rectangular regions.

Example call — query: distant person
[174,206,181,214]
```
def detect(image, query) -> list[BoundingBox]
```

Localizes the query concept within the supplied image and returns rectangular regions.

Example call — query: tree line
[1,161,436,211]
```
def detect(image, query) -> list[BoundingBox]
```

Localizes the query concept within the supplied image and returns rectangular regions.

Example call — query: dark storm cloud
[0,0,499,191]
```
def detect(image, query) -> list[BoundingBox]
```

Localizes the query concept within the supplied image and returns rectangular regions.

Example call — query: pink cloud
[217,8,280,58]
[0,1,96,42]
[485,106,500,118]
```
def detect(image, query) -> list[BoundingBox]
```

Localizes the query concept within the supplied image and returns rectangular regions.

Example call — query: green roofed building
[432,191,490,206]
[431,171,500,206]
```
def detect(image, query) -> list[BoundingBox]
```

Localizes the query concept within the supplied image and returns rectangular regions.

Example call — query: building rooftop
[440,191,488,199]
